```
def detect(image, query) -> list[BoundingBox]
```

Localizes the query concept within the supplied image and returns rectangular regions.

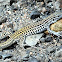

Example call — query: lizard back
[0,12,62,49]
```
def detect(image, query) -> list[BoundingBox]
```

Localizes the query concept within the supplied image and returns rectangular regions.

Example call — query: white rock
[55,1,60,10]
[25,34,43,46]
[13,22,18,31]
[6,11,11,15]
[55,49,62,57]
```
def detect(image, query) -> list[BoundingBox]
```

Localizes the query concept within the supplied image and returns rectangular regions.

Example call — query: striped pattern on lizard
[0,12,62,49]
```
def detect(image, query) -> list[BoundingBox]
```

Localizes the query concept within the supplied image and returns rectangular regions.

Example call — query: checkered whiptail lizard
[0,12,62,49]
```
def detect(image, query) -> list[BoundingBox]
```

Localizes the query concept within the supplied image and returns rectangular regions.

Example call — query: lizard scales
[0,12,62,49]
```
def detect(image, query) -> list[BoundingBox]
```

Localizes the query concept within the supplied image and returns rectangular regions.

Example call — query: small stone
[2,54,13,59]
[0,24,5,29]
[11,3,19,10]
[30,10,41,19]
[28,57,39,62]
[42,7,46,13]
[55,1,60,10]
[6,11,11,15]
[59,39,62,44]
[0,17,7,25]
[47,46,56,53]
[0,55,2,59]
[4,58,11,62]
[13,22,18,31]
[25,34,43,46]
[45,36,52,42]
[30,52,33,55]
[39,37,45,43]
[23,57,28,61]
[55,49,62,57]
[47,2,53,8]
[42,2,46,7]
[10,0,17,6]
[7,23,13,29]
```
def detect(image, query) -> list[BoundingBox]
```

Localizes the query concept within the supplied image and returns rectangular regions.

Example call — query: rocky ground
[0,0,62,62]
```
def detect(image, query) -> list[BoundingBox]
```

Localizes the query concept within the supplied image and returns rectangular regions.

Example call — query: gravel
[0,0,62,62]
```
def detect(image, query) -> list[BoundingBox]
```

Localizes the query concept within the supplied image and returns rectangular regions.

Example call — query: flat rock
[25,34,43,46]
[50,19,62,32]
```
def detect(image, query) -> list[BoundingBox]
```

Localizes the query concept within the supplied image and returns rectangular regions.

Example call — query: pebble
[10,0,17,6]
[42,7,46,13]
[2,54,13,59]
[42,2,46,7]
[11,3,19,10]
[47,2,53,8]
[47,46,56,53]
[39,37,45,43]
[0,17,7,25]
[6,11,11,15]
[39,33,50,44]
[55,1,60,10]
[7,23,13,29]
[0,55,2,59]
[45,36,53,42]
[23,57,28,61]
[28,57,39,62]
[59,39,62,45]
[55,49,62,57]
[25,34,43,46]
[4,58,11,62]
[30,10,41,19]
[13,22,18,31]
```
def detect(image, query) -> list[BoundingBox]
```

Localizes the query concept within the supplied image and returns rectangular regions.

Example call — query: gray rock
[23,57,28,61]
[11,3,20,10]
[28,57,39,62]
[0,17,7,25]
[59,39,62,45]
[55,49,62,57]
[7,23,13,29]
[45,36,52,42]
[39,37,45,43]
[30,10,41,19]
[0,52,13,60]
[10,0,17,6]
[2,54,13,59]
[0,55,2,59]
[47,46,56,53]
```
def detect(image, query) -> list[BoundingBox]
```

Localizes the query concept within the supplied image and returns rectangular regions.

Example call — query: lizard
[0,12,62,50]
